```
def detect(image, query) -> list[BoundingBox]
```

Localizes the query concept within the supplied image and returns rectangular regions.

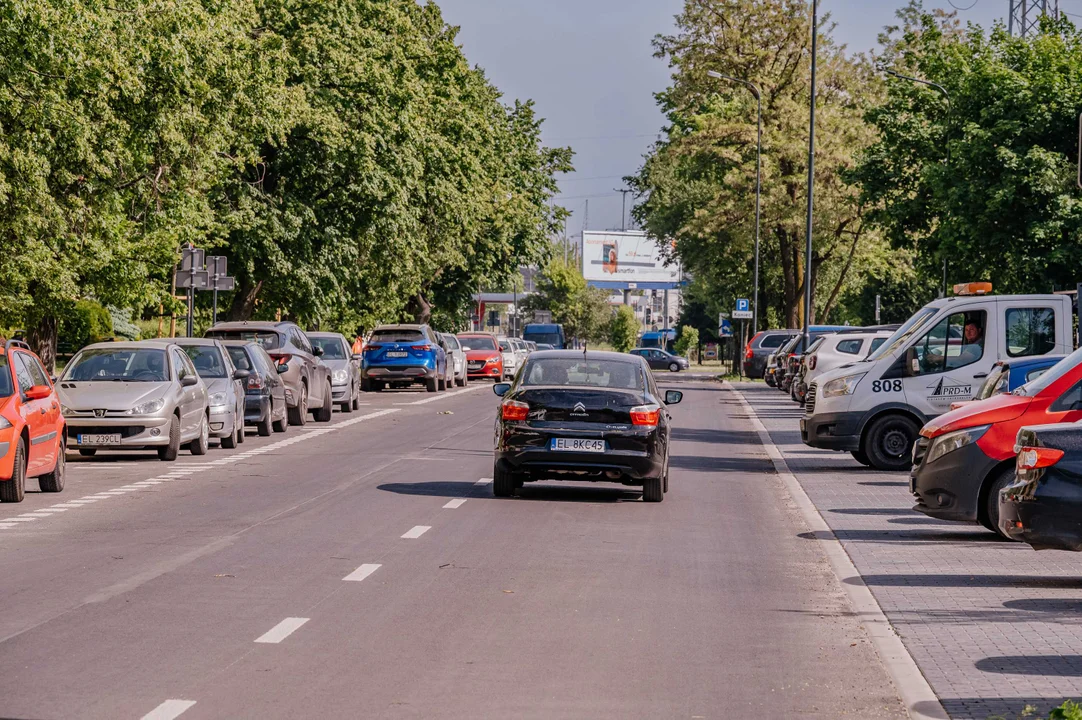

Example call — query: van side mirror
[905,347,919,377]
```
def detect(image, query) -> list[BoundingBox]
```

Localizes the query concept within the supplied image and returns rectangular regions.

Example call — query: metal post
[875,294,882,324]
[707,70,763,334]
[187,245,196,338]
[803,0,818,351]
[663,289,670,331]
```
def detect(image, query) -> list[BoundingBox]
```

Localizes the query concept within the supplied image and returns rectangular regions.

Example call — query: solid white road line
[254,617,309,644]
[443,498,467,509]
[36,508,68,513]
[474,478,492,485]
[18,512,53,518]
[726,382,949,720]
[141,699,197,720]
[343,563,382,582]
[49,503,83,509]
[401,525,431,539]
[6,518,37,523]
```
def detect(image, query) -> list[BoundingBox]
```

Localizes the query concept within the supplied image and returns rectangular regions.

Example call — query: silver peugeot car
[307,332,360,412]
[147,338,248,448]
[57,341,210,460]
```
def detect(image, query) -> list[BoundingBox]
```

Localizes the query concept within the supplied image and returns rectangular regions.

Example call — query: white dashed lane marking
[443,498,467,509]
[401,525,431,539]
[474,478,492,485]
[141,699,196,720]
[254,617,309,644]
[343,563,382,582]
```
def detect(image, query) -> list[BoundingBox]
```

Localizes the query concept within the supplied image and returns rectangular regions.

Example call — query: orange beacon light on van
[953,282,993,296]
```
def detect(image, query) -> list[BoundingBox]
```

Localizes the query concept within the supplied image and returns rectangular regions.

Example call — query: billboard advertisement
[582,231,680,287]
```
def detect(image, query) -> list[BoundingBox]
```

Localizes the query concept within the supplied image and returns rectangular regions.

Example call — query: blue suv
[361,324,449,393]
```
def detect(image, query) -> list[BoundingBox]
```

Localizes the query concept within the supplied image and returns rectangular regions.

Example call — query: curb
[724,381,949,720]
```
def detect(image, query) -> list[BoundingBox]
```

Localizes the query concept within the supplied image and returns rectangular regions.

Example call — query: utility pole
[1009,0,1058,37]
[803,0,819,351]
[615,188,631,231]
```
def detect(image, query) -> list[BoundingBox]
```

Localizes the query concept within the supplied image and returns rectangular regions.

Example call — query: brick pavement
[733,382,1082,720]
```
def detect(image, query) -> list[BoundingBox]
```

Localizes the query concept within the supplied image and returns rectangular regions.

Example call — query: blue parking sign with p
[736,299,750,312]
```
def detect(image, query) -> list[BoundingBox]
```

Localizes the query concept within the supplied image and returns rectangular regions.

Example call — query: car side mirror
[493,383,511,397]
[664,390,683,405]
[233,369,250,381]
[312,346,324,357]
[351,354,362,362]
[905,347,919,377]
[181,375,199,387]
[277,363,289,375]
[25,385,52,400]
[462,346,471,351]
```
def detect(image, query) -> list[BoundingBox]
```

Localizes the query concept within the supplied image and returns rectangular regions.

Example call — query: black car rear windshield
[206,330,280,350]
[759,333,794,349]
[522,358,643,390]
[371,329,425,343]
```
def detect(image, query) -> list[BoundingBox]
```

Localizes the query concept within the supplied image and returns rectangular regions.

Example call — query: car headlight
[127,398,166,415]
[60,405,73,416]
[821,372,866,398]
[332,369,348,384]
[208,392,227,408]
[0,416,11,430]
[926,425,990,465]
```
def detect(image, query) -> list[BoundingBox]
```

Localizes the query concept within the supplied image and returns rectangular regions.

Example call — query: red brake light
[1017,446,1064,471]
[268,353,290,364]
[630,404,661,427]
[809,355,817,370]
[745,332,762,360]
[363,345,382,353]
[501,399,529,421]
[411,345,432,352]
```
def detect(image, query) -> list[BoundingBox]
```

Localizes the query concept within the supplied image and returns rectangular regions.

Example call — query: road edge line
[723,381,948,720]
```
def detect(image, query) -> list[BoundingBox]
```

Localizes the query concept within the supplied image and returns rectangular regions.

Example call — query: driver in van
[948,319,984,369]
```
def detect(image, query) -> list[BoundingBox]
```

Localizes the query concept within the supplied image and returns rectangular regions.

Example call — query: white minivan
[801,287,1073,471]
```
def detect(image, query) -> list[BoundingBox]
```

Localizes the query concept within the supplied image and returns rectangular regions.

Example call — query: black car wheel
[158,415,180,461]
[493,464,515,498]
[288,383,308,426]
[850,449,872,467]
[258,406,273,437]
[315,383,333,422]
[668,362,679,372]
[0,439,26,503]
[981,467,1017,539]
[38,440,65,493]
[426,376,438,393]
[863,414,918,472]
[642,476,664,503]
[221,421,239,449]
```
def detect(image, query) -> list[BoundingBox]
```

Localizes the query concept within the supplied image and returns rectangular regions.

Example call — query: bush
[59,300,114,353]
[609,305,639,353]
[673,325,699,358]
[1049,700,1082,720]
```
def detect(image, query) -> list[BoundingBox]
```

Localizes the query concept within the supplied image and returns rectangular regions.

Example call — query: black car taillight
[247,373,266,390]
[501,400,529,421]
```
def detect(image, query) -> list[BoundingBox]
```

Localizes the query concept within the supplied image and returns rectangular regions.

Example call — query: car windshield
[1016,348,1082,397]
[443,335,460,350]
[525,332,561,345]
[64,348,169,382]
[499,340,512,351]
[226,346,253,372]
[311,337,347,359]
[759,333,794,349]
[521,358,644,390]
[975,365,1008,400]
[206,329,280,350]
[0,356,12,398]
[461,336,497,351]
[865,306,939,362]
[372,329,425,343]
[181,345,228,378]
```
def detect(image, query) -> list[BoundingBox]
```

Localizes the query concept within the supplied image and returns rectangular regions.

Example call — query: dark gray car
[743,330,798,379]
[308,332,361,412]
[206,321,332,425]
[629,347,689,372]
[222,340,289,436]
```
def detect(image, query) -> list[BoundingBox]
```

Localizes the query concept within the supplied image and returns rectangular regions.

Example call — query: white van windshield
[1015,348,1082,397]
[864,307,939,363]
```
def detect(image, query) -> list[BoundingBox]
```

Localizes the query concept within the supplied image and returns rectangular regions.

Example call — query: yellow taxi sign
[952,282,993,296]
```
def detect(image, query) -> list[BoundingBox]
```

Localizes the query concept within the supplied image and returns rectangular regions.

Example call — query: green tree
[674,325,700,358]
[524,256,611,344]
[609,305,639,353]
[630,0,885,330]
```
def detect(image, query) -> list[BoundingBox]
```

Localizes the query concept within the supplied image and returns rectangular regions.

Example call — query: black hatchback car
[492,350,682,502]
[999,422,1082,551]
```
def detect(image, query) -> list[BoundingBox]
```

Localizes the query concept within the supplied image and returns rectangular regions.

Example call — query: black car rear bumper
[496,426,664,482]
[244,395,270,424]
[910,440,997,523]
[1000,475,1082,551]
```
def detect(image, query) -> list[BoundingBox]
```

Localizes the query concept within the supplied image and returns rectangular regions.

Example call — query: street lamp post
[803,0,819,351]
[885,69,952,297]
[707,70,763,335]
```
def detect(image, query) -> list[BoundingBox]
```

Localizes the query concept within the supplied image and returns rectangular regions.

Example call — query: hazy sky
[435,1,1028,234]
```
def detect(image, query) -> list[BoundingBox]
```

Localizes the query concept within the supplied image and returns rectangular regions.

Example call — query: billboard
[582,231,680,288]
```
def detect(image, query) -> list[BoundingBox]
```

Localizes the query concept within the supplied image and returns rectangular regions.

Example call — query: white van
[801,287,1073,471]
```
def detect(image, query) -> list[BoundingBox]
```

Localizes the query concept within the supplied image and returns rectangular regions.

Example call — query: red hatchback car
[910,348,1082,536]
[458,333,505,381]
[0,340,66,502]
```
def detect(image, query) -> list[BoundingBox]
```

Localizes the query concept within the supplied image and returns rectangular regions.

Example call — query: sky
[436,0,1053,235]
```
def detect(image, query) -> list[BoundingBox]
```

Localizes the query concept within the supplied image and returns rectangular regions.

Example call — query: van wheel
[0,439,26,502]
[863,415,919,472]
[981,467,1017,539]
[39,440,65,493]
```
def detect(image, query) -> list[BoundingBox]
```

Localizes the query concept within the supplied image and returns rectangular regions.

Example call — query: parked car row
[764,284,1082,554]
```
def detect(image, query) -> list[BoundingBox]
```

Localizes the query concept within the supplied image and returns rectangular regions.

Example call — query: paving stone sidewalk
[733,382,1082,720]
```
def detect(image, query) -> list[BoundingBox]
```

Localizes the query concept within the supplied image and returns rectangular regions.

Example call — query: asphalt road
[0,378,906,719]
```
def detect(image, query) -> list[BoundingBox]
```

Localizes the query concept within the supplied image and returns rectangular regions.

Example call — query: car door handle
[972,372,988,379]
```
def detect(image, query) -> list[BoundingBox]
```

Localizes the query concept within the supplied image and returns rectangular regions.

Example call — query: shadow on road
[670,427,760,445]
[515,484,643,503]
[668,454,774,473]
[975,655,1082,677]
[378,481,481,498]
[847,574,1082,589]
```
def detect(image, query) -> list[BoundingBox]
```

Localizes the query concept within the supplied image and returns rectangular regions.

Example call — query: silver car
[307,332,361,412]
[206,321,333,425]
[58,341,210,461]
[149,338,248,448]
[441,333,468,387]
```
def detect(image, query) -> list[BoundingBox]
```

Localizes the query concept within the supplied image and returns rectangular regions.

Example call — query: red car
[0,340,66,502]
[910,349,1082,536]
[457,333,504,381]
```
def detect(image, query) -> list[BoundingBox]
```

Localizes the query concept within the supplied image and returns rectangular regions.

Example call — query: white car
[796,331,894,403]
[440,333,468,387]
[498,337,519,380]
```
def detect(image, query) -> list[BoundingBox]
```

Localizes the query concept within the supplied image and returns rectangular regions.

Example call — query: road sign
[213,276,235,291]
[208,255,227,278]
[174,270,210,289]
[179,247,205,272]
[704,343,718,360]
[736,298,750,312]
[732,310,753,320]
[718,318,734,338]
